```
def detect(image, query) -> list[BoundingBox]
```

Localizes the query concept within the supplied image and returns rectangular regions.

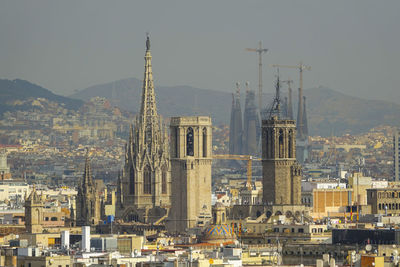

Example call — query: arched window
[161,167,167,194]
[186,127,194,156]
[279,129,284,158]
[288,130,293,158]
[222,212,225,223]
[36,209,40,224]
[129,165,135,195]
[143,166,151,194]
[202,128,207,157]
[90,201,94,215]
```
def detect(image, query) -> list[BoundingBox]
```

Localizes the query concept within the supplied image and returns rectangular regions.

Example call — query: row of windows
[378,192,400,199]
[264,129,294,159]
[44,216,64,221]
[378,203,400,210]
[301,198,312,204]
[174,127,208,158]
[129,166,168,195]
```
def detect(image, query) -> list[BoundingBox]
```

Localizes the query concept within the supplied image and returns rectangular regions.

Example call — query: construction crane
[280,79,294,119]
[213,154,261,190]
[271,62,310,94]
[246,41,268,110]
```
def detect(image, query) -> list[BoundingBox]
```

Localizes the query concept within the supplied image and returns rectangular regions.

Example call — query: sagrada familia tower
[116,36,171,223]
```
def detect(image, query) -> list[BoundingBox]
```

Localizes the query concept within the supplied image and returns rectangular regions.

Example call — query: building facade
[0,150,11,180]
[168,116,212,232]
[262,116,302,205]
[24,186,43,234]
[367,188,400,215]
[116,36,171,223]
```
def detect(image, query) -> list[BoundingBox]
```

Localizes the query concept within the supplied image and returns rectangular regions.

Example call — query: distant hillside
[0,79,83,114]
[304,86,400,136]
[70,77,232,125]
[71,78,400,137]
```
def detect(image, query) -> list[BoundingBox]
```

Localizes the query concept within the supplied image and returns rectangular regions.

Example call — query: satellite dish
[366,244,372,252]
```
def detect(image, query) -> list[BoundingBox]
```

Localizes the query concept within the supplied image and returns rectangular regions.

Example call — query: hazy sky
[1,0,399,103]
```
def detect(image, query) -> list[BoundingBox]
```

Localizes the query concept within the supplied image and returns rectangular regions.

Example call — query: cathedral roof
[26,185,41,203]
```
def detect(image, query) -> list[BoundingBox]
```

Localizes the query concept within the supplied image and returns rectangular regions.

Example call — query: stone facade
[0,150,11,180]
[24,186,43,234]
[367,188,400,215]
[76,154,101,226]
[262,116,302,205]
[116,37,170,223]
[168,116,212,233]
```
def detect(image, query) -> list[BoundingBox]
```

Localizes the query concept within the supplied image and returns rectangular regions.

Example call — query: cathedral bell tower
[262,75,302,205]
[25,185,44,234]
[168,116,213,233]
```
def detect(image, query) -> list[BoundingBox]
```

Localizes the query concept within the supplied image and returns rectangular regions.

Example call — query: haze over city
[1,0,399,103]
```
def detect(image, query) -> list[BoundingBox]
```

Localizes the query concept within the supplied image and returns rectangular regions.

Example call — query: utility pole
[246,41,268,110]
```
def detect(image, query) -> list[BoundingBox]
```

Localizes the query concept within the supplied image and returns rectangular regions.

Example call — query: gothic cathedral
[116,36,171,223]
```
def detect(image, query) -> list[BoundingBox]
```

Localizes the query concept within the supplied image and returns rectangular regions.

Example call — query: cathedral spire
[139,35,160,151]
[83,149,93,189]
[118,35,171,222]
[296,87,304,139]
[229,82,243,154]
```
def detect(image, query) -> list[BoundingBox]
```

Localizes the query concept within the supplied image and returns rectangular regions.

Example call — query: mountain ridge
[71,77,400,136]
[0,79,83,115]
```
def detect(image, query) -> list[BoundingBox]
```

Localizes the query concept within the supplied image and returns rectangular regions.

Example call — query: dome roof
[201,224,236,244]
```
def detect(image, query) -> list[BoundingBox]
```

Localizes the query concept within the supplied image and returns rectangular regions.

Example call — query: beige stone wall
[169,116,212,233]
[17,256,71,267]
[263,160,297,204]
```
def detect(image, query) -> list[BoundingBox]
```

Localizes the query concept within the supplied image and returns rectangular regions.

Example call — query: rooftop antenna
[268,68,282,119]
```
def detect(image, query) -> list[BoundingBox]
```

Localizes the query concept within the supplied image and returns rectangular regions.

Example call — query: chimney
[61,230,70,249]
[82,226,90,252]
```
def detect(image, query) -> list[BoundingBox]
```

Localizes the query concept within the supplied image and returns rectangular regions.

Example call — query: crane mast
[246,41,268,110]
